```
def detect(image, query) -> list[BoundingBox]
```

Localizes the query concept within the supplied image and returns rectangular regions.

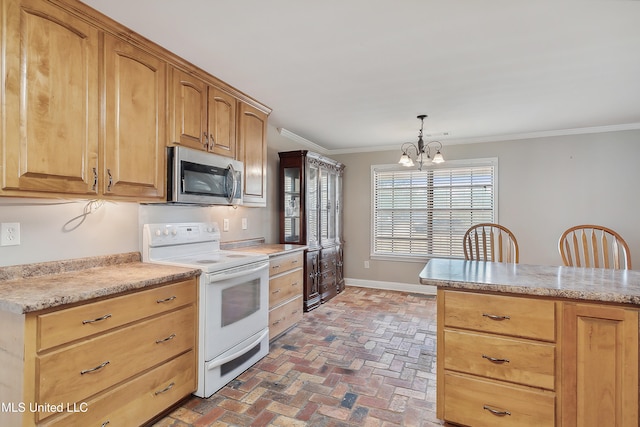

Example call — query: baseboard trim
[345,278,436,295]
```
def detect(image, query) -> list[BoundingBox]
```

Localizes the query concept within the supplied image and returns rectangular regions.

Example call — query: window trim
[370,157,499,262]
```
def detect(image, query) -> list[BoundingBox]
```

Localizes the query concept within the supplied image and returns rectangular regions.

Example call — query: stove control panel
[143,222,220,247]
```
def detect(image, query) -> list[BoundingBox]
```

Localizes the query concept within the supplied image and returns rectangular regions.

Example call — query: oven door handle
[210,262,268,281]
[205,328,269,371]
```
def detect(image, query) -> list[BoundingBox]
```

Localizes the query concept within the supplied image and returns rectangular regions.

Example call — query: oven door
[202,260,269,362]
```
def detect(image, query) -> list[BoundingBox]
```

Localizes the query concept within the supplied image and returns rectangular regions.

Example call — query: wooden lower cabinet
[437,289,640,427]
[443,372,555,427]
[562,303,639,427]
[19,278,198,426]
[268,251,304,340]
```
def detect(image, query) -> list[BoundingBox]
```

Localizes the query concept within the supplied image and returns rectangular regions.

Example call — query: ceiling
[83,0,640,153]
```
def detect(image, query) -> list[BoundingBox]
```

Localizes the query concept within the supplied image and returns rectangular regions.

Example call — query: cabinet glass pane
[307,163,319,246]
[320,170,336,245]
[283,167,301,243]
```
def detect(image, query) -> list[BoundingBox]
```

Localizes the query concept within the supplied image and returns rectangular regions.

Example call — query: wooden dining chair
[558,224,632,270]
[463,223,519,263]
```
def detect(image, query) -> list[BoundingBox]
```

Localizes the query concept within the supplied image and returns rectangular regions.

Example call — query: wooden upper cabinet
[208,86,237,158]
[1,0,99,196]
[103,35,166,200]
[237,102,268,206]
[169,68,208,151]
[170,67,237,158]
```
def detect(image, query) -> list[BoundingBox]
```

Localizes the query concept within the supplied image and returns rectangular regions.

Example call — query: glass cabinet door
[283,167,301,243]
[306,161,320,247]
[320,168,336,246]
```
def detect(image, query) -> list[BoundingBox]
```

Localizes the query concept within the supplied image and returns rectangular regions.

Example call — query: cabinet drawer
[443,372,555,427]
[443,290,556,341]
[270,269,303,307]
[41,350,196,427]
[37,279,196,351]
[37,305,195,412]
[320,247,336,270]
[270,252,304,276]
[269,296,303,339]
[444,329,555,390]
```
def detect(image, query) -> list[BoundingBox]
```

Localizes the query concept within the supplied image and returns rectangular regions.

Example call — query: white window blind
[372,161,496,258]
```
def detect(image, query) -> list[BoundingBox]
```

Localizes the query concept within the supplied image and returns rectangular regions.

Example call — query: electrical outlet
[223,219,229,232]
[242,218,248,230]
[0,222,21,246]
[364,260,370,269]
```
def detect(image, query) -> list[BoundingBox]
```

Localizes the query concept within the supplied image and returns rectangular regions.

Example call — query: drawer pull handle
[157,295,177,303]
[482,313,511,321]
[482,354,510,364]
[80,360,110,375]
[82,313,112,324]
[272,319,281,325]
[291,281,298,286]
[155,333,176,344]
[483,405,511,416]
[272,289,281,294]
[292,259,299,263]
[272,264,281,269]
[100,422,110,427]
[154,382,175,395]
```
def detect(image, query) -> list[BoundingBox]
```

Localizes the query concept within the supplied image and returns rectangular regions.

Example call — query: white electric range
[142,222,269,398]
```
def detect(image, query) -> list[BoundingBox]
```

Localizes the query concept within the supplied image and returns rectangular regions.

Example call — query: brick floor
[153,286,444,427]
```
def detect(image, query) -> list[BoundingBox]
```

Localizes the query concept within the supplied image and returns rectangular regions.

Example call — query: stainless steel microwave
[167,146,243,205]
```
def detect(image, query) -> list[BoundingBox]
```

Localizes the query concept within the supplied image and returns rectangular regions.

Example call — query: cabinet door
[320,168,336,246]
[237,102,268,206]
[304,250,321,311]
[103,35,166,199]
[2,0,99,196]
[169,68,208,151]
[306,161,320,248]
[208,86,236,158]
[562,303,638,427]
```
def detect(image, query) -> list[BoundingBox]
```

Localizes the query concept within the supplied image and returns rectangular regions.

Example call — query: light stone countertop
[234,244,307,256]
[419,258,640,305]
[0,252,200,314]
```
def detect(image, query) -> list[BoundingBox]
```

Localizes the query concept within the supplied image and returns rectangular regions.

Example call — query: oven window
[221,278,260,326]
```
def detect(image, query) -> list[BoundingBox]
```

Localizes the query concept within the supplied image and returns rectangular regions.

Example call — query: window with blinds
[372,160,496,259]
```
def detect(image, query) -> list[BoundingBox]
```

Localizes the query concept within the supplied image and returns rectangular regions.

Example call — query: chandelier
[398,115,445,170]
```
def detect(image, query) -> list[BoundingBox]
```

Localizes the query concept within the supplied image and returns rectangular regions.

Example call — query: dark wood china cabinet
[279,151,345,311]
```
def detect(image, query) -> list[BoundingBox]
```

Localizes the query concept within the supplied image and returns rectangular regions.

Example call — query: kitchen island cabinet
[420,259,640,427]
[0,253,200,427]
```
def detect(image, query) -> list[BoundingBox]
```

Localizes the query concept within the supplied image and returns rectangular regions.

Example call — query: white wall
[332,130,640,285]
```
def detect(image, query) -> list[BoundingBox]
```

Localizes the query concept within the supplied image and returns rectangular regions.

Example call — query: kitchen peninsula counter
[419,258,640,305]
[421,258,640,427]
[0,252,200,314]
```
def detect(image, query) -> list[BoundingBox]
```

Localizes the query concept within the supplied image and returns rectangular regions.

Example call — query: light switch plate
[242,218,248,230]
[223,219,229,232]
